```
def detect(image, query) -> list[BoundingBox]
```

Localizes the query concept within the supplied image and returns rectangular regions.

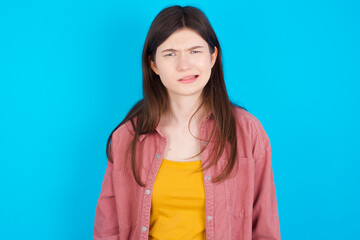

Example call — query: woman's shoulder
[232,106,270,157]
[111,117,137,143]
[233,106,264,130]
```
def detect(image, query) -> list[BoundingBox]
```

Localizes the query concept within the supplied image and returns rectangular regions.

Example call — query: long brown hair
[106,5,246,187]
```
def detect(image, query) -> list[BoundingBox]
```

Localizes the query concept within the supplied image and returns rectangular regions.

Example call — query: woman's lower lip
[178,75,199,83]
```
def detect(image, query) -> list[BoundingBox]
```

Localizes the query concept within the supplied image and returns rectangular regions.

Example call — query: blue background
[1,0,359,239]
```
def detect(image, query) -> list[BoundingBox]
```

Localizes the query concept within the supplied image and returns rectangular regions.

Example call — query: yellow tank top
[148,158,206,240]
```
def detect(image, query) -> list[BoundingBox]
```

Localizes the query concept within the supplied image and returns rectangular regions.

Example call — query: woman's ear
[211,46,218,68]
[149,56,159,75]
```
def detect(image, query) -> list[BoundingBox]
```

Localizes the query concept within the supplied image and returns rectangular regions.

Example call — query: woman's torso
[94,107,280,240]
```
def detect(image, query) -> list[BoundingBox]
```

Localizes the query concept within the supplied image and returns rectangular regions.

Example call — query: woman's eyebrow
[161,46,205,52]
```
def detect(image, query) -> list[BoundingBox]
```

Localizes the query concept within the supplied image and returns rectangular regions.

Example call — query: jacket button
[205,176,211,181]
[155,153,161,159]
[207,216,213,220]
[145,189,151,195]
[201,141,206,146]
[141,226,147,232]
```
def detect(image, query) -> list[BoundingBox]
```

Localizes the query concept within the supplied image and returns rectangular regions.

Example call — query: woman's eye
[165,52,175,56]
[191,50,200,54]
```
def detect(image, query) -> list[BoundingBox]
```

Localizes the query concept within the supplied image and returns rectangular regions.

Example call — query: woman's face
[150,28,217,100]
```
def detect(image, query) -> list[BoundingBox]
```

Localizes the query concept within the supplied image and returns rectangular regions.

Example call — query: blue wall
[1,0,359,239]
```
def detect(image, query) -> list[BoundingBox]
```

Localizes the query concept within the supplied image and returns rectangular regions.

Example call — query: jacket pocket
[112,170,139,228]
[224,157,253,217]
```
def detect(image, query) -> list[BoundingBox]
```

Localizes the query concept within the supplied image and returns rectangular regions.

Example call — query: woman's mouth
[178,75,199,83]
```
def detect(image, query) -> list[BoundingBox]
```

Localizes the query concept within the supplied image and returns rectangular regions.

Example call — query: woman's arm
[93,159,119,240]
[252,121,281,240]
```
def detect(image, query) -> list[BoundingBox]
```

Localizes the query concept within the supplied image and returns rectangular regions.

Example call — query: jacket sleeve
[93,158,119,240]
[252,121,281,240]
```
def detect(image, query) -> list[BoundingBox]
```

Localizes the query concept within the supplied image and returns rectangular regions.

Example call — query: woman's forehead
[157,28,207,50]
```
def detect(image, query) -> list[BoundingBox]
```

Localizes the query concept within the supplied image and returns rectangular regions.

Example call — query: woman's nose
[176,54,191,71]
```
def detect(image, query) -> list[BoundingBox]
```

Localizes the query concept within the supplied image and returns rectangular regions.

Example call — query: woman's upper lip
[178,74,198,81]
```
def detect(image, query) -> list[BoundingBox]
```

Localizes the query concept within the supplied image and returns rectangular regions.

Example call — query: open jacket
[93,107,280,239]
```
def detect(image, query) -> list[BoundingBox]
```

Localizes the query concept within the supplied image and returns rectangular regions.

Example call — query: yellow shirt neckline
[162,158,201,165]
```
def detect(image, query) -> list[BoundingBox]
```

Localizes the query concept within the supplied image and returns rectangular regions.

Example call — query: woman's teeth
[183,75,197,80]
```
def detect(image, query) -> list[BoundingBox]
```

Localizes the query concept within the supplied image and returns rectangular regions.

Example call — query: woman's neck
[161,95,208,130]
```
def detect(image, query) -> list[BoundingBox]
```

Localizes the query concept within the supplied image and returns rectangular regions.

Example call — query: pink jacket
[93,107,280,239]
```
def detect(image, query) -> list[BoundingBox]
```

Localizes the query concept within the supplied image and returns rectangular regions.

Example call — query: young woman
[94,5,280,240]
